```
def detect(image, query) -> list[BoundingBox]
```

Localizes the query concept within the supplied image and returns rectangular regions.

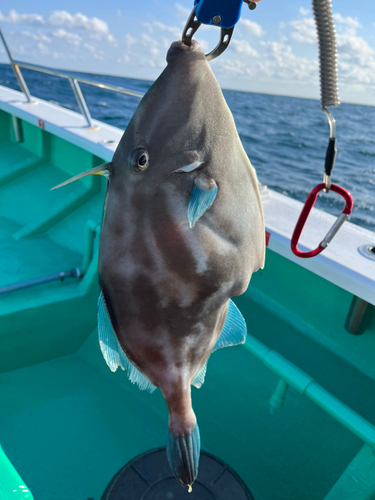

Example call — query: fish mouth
[167,40,205,64]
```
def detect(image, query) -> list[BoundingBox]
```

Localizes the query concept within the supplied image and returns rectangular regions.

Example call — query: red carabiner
[291,183,354,258]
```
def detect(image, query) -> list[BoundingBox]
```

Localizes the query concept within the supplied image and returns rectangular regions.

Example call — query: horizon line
[0,60,374,108]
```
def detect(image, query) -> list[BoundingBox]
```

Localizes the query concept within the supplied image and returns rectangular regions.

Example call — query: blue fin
[167,424,200,488]
[97,292,156,393]
[212,299,247,353]
[191,301,246,389]
[188,177,217,229]
[192,361,208,389]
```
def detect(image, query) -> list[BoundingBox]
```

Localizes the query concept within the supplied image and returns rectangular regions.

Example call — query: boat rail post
[68,78,97,128]
[0,28,33,103]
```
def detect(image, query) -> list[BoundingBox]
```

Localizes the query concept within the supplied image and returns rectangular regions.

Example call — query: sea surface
[0,63,374,233]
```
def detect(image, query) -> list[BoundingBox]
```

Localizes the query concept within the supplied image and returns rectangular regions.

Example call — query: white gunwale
[1,84,374,305]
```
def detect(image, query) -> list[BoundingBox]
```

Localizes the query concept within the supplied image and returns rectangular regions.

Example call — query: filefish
[53,40,265,490]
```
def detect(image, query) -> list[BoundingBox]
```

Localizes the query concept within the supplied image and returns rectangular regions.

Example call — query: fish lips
[166,40,205,65]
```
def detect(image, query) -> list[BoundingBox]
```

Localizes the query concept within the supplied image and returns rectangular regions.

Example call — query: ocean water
[0,63,374,233]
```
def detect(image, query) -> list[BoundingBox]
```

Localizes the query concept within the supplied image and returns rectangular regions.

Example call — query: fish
[52,40,265,490]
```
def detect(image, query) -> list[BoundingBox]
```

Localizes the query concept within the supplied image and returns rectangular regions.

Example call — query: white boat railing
[0,28,144,128]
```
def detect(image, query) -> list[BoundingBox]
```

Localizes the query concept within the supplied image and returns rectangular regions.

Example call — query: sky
[0,0,374,106]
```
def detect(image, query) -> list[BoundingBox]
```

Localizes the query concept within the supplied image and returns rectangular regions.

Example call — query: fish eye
[128,148,149,173]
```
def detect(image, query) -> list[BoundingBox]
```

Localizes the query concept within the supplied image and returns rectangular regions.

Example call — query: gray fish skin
[98,40,264,482]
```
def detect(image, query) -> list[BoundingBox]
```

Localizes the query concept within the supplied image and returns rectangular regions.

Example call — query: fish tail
[167,420,200,489]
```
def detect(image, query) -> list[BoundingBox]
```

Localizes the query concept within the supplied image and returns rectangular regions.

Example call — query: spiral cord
[312,0,340,109]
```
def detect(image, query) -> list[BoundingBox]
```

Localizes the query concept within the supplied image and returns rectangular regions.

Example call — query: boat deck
[0,329,363,500]
[0,107,107,374]
[0,86,375,500]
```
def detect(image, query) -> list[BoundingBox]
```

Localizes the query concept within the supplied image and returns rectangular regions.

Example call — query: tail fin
[167,423,200,490]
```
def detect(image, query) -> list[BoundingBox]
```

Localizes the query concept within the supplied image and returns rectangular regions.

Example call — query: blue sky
[0,0,374,105]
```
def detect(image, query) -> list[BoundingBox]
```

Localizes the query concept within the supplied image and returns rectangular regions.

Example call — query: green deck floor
[0,327,364,500]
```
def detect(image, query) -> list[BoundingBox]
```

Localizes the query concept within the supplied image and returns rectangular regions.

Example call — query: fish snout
[167,40,205,65]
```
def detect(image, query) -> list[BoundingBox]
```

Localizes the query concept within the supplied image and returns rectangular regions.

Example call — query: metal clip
[323,173,331,192]
[182,6,234,61]
[291,183,353,258]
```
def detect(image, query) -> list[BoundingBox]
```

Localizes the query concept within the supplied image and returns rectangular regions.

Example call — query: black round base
[102,448,255,500]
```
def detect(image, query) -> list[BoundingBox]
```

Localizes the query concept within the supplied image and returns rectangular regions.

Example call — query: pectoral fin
[212,299,247,352]
[97,292,156,393]
[50,163,111,190]
[188,175,217,228]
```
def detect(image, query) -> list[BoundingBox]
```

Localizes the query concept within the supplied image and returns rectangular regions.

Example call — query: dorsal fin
[50,163,111,190]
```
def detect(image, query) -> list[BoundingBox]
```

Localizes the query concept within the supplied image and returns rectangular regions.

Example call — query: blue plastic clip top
[182,0,257,60]
[194,0,244,29]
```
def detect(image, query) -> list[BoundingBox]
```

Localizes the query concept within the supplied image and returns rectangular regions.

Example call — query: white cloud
[1,4,373,106]
[14,45,26,55]
[338,32,374,58]
[260,40,318,82]
[142,22,153,34]
[230,39,259,57]
[150,46,159,57]
[216,36,318,86]
[48,11,109,34]
[37,42,49,55]
[125,34,137,48]
[84,43,95,53]
[334,14,361,29]
[0,9,44,26]
[139,33,154,47]
[175,3,191,18]
[53,29,82,47]
[21,31,51,43]
[299,7,310,16]
[290,17,316,44]
[288,11,375,90]
[217,59,247,77]
[93,50,104,61]
[337,31,375,84]
[149,21,181,39]
[118,54,130,64]
[0,9,109,35]
[107,34,116,43]
[197,39,209,52]
[238,19,265,37]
